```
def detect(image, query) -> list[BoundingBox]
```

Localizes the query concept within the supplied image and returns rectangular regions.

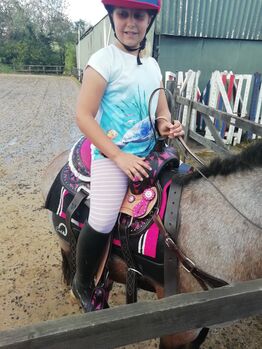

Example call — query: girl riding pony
[72,0,184,312]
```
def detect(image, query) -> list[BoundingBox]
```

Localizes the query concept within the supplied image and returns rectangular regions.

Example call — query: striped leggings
[88,158,128,234]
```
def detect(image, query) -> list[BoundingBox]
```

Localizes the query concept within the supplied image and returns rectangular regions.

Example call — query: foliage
[0,0,90,72]
[0,63,13,73]
[64,42,76,74]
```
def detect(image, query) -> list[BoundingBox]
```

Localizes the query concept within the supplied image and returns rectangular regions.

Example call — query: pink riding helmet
[101,0,161,65]
[101,0,161,12]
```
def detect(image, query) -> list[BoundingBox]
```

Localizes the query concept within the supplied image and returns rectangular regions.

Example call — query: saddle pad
[120,187,158,218]
[45,167,89,228]
[68,136,91,181]
[61,163,90,196]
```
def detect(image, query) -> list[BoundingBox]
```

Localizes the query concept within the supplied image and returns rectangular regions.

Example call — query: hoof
[69,289,83,308]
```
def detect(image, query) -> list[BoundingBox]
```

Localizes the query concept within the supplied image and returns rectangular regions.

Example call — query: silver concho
[143,188,155,201]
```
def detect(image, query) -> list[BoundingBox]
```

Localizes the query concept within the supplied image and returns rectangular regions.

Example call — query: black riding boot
[72,222,109,312]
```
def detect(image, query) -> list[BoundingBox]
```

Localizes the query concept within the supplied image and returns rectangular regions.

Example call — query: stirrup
[71,277,95,312]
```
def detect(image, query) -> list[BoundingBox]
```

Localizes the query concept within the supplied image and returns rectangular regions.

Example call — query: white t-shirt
[88,44,162,160]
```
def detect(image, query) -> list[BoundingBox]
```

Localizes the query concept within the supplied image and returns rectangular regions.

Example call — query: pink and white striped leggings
[88,158,128,234]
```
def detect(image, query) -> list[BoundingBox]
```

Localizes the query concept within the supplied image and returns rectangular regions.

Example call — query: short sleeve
[87,47,112,82]
[151,57,162,82]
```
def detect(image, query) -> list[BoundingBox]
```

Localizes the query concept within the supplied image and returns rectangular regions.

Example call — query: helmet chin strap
[107,10,156,65]
[114,33,146,65]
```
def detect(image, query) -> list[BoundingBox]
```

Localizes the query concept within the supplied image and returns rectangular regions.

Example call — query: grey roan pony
[41,140,262,348]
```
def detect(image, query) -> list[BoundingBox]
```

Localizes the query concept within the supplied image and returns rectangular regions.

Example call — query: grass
[0,63,14,73]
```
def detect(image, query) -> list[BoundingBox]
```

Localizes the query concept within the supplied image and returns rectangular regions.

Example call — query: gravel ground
[0,74,261,348]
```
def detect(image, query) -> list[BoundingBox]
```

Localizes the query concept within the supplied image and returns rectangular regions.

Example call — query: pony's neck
[178,168,262,284]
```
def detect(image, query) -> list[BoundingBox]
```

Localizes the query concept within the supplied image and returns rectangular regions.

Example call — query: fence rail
[0,279,261,349]
[13,65,64,75]
[166,80,262,153]
[177,94,262,153]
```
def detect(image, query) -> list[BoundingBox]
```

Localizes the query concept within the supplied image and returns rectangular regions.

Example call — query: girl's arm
[156,81,184,139]
[76,67,121,160]
[76,67,151,180]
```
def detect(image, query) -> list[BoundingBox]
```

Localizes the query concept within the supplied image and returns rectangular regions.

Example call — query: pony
[41,140,262,349]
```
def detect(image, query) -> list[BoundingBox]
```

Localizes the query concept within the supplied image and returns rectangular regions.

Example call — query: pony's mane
[176,141,262,185]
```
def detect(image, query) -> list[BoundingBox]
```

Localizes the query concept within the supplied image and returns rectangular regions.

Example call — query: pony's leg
[158,326,202,348]
[158,328,204,349]
[61,248,74,285]
[108,255,128,284]
[159,328,209,349]
[155,286,204,349]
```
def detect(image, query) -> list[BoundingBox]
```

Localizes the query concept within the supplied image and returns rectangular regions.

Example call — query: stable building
[76,0,262,89]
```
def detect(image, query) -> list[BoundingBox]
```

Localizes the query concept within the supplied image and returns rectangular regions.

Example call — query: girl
[72,0,184,312]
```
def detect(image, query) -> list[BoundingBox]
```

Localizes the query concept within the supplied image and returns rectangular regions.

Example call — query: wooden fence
[14,65,64,75]
[166,80,262,154]
[0,279,261,349]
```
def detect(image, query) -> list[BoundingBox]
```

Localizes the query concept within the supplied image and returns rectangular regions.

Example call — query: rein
[153,214,228,290]
[149,87,261,230]
[176,137,262,231]
[146,87,261,292]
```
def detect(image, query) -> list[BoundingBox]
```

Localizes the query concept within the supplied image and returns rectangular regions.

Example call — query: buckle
[182,257,196,273]
[128,268,143,277]
[165,237,174,249]
[77,185,90,197]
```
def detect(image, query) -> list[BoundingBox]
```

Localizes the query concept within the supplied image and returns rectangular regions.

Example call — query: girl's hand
[157,119,184,139]
[113,152,152,181]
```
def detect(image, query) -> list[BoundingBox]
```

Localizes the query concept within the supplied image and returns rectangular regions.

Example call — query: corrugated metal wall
[158,36,262,90]
[158,0,262,40]
[77,0,261,83]
[76,16,115,70]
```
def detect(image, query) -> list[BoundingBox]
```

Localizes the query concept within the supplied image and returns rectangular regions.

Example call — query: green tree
[0,0,90,70]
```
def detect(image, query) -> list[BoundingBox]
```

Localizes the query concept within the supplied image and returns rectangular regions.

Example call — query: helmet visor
[102,0,161,12]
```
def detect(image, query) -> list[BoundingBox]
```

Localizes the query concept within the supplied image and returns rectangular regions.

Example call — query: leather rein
[150,87,260,292]
[152,214,228,290]
[123,87,260,293]
[151,87,262,231]
[147,88,228,290]
[162,135,262,290]
[176,137,262,231]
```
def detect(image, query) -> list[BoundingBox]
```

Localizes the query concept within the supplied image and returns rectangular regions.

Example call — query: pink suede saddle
[60,137,179,221]
[46,136,191,264]
[128,140,180,195]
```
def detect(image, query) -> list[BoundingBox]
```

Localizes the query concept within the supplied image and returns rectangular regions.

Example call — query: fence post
[184,100,193,145]
[166,80,176,121]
